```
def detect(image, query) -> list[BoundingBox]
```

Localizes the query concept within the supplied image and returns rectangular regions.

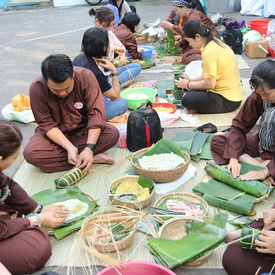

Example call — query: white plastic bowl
[185,60,202,79]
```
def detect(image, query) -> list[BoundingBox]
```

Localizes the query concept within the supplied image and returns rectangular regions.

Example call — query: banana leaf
[110,175,155,194]
[132,139,188,166]
[202,193,255,216]
[147,232,223,269]
[31,186,97,239]
[205,162,269,198]
[156,196,206,221]
[240,227,261,250]
[192,135,214,162]
[152,78,174,99]
[193,179,247,201]
[185,220,227,239]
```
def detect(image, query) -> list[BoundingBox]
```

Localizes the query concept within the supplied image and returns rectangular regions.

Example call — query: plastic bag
[1,103,35,124]
[12,94,31,112]
[240,0,264,16]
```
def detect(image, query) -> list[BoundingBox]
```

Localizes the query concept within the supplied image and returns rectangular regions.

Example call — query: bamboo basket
[82,208,137,253]
[131,148,190,183]
[153,192,209,223]
[135,33,149,45]
[158,217,212,267]
[109,176,155,210]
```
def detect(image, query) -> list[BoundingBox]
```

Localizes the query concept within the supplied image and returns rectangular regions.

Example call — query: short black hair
[121,12,140,33]
[250,60,275,91]
[41,54,73,83]
[81,27,109,58]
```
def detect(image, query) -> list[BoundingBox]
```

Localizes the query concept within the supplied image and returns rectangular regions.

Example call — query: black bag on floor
[126,101,163,152]
[223,29,243,54]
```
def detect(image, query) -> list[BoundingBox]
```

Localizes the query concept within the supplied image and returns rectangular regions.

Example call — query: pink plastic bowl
[96,261,176,275]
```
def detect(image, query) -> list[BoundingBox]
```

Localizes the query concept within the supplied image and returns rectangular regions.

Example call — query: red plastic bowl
[97,261,176,275]
[152,103,177,114]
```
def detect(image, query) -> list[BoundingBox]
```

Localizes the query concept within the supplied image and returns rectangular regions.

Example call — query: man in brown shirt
[24,54,119,173]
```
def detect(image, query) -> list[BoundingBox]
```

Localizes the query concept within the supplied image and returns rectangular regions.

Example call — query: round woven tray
[158,217,212,267]
[109,176,155,210]
[130,148,190,183]
[82,208,136,253]
[201,174,271,204]
[153,192,209,223]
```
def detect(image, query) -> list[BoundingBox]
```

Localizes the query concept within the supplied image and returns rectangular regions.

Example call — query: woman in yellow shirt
[175,19,244,114]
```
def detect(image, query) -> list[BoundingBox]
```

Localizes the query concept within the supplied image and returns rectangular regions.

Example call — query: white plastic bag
[264,0,275,18]
[1,103,35,124]
[241,0,264,16]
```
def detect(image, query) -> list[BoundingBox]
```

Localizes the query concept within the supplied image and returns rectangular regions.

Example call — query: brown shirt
[223,92,275,177]
[0,173,38,240]
[112,24,142,60]
[29,66,106,136]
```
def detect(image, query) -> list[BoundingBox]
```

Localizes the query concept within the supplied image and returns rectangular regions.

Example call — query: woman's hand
[160,21,173,29]
[263,208,275,230]
[67,145,79,166]
[255,230,275,254]
[174,76,189,89]
[239,170,266,181]
[96,58,116,73]
[40,211,68,228]
[227,158,241,178]
[42,204,70,216]
[119,54,127,66]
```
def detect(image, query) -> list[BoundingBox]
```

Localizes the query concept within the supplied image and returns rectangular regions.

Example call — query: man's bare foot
[225,229,241,243]
[93,153,115,164]
[185,108,197,114]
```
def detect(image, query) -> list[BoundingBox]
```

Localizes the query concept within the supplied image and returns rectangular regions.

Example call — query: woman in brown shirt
[160,0,219,64]
[0,119,69,274]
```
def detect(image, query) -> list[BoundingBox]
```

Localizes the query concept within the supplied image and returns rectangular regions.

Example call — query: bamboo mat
[14,146,275,274]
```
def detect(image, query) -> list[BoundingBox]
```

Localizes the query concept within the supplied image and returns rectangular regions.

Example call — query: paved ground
[0,0,270,179]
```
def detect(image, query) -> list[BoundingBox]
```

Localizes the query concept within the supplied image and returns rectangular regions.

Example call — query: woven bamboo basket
[135,33,149,45]
[109,176,155,210]
[83,208,137,253]
[158,217,212,267]
[153,192,209,223]
[131,148,190,183]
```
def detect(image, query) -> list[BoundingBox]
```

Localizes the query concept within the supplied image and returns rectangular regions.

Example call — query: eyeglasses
[251,85,272,97]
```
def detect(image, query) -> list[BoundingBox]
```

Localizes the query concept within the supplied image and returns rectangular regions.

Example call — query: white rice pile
[53,198,88,223]
[126,92,148,100]
[138,152,185,170]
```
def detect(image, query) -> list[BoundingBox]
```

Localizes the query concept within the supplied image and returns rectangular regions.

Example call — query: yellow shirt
[201,40,244,102]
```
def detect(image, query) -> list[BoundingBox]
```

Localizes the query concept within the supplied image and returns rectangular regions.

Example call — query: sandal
[194,123,217,134]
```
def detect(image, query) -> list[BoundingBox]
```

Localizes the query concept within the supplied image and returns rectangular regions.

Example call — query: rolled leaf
[54,167,86,189]
[240,227,261,250]
[204,162,269,198]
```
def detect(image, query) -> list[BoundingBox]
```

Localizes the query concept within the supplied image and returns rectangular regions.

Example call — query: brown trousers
[23,123,119,173]
[223,204,275,275]
[0,227,51,274]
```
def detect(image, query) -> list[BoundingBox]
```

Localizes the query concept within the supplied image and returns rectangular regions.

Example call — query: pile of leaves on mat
[132,56,155,69]
[193,162,272,216]
[155,28,181,55]
[31,186,98,239]
[146,214,227,269]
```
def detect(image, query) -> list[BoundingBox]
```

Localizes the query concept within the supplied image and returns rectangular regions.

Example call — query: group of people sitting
[1,0,275,274]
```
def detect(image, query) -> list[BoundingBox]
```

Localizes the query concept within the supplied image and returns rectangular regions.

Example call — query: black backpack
[126,101,163,152]
[223,29,243,54]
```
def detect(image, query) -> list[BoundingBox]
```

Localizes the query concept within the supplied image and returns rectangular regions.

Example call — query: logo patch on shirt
[74,102,83,109]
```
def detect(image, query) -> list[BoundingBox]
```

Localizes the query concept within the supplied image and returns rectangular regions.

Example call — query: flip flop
[194,123,217,133]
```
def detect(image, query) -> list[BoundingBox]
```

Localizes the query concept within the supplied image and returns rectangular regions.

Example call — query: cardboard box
[245,38,269,58]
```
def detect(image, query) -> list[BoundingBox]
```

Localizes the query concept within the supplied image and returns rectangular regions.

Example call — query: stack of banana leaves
[146,215,227,269]
[171,132,213,161]
[193,162,271,215]
[31,186,98,239]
